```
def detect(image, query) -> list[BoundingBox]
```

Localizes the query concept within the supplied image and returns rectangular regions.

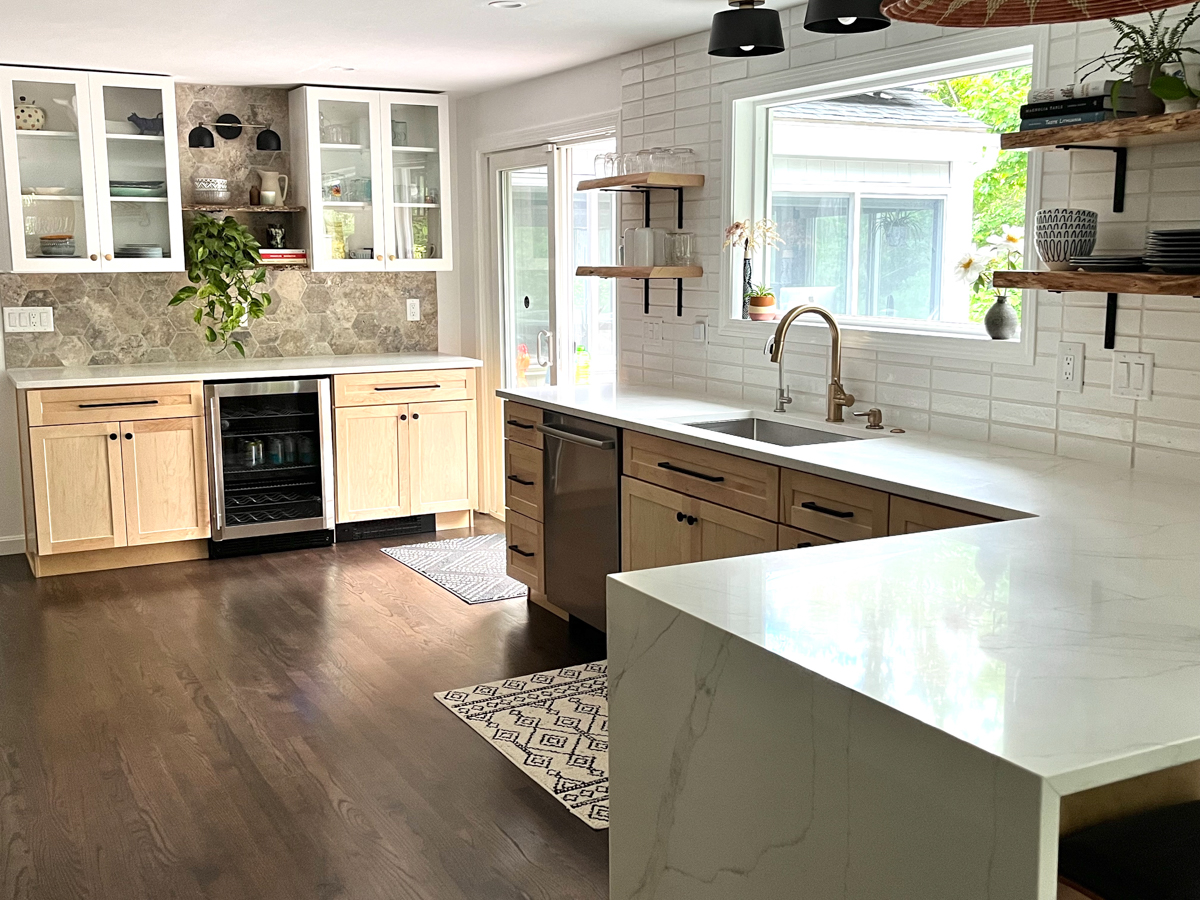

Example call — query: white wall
[439,55,622,360]
[614,10,1200,478]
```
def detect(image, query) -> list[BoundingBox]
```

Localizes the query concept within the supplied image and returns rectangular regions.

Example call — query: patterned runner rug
[435,661,609,829]
[382,533,528,604]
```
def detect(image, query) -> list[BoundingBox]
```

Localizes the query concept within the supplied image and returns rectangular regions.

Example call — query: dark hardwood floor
[0,517,609,900]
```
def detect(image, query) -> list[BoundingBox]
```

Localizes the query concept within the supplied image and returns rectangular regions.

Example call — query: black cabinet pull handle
[676,511,685,522]
[508,475,535,486]
[109,433,118,440]
[374,384,440,391]
[801,501,854,519]
[657,461,725,483]
[124,433,132,440]
[686,515,697,526]
[506,419,535,430]
[796,542,813,548]
[508,544,535,558]
[79,399,159,409]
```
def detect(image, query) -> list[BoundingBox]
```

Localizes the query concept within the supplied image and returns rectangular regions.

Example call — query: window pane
[770,195,850,315]
[568,138,617,385]
[857,197,942,320]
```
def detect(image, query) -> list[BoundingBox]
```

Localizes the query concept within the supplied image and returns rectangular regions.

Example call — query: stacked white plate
[115,244,163,259]
[1143,230,1200,273]
[1069,255,1146,272]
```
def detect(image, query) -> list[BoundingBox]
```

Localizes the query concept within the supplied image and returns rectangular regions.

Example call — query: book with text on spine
[1018,110,1136,131]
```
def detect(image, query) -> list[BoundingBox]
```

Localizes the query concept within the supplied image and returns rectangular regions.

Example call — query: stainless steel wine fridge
[205,379,336,552]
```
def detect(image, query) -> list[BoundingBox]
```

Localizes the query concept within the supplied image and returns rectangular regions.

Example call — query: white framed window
[721,31,1048,364]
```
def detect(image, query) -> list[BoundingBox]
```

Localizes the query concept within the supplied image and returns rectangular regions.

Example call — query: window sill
[717,315,1035,365]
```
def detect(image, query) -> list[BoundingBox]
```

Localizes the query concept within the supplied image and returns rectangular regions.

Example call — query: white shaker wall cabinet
[0,66,183,274]
[289,86,452,273]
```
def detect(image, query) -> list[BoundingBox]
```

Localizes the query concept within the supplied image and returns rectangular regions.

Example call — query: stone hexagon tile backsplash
[0,270,438,367]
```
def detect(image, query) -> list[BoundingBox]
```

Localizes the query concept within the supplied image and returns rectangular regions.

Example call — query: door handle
[506,419,535,430]
[507,474,535,486]
[535,423,615,450]
[78,399,159,409]
[801,501,854,519]
[508,544,535,558]
[536,330,551,368]
[657,461,724,483]
[374,384,440,391]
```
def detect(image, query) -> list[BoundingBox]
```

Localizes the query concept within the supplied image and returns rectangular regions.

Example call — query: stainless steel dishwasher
[537,412,620,632]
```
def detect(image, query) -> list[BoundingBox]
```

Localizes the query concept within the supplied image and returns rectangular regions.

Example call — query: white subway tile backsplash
[991,401,1057,429]
[1056,435,1133,467]
[932,369,991,395]
[989,424,1057,454]
[877,363,931,388]
[1137,421,1200,455]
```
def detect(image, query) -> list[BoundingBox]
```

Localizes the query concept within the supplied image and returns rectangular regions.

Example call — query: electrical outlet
[1056,341,1084,393]
[1112,351,1154,400]
[692,318,708,343]
[406,298,421,322]
[643,317,663,343]
[4,306,54,333]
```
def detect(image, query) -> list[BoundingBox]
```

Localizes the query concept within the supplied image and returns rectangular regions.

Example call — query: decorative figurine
[266,223,286,249]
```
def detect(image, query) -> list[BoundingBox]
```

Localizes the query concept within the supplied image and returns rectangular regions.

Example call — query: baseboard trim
[0,534,26,556]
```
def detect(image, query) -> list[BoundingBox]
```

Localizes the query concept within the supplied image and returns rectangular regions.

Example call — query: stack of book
[259,247,308,266]
[1020,80,1137,131]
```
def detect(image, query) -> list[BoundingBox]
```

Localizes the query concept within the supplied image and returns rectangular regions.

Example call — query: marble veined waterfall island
[562,387,1200,900]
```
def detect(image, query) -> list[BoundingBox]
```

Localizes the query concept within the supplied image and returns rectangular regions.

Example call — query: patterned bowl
[1035,208,1098,271]
[192,177,229,192]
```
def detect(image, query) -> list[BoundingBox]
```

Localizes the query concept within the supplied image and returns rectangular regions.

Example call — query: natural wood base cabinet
[333,374,478,524]
[27,416,209,557]
[888,495,994,535]
[621,477,777,572]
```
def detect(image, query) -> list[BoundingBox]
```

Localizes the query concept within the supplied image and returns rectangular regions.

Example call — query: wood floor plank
[0,517,608,900]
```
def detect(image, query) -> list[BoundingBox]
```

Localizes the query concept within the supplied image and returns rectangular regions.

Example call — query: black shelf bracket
[1055,145,1127,213]
[604,184,689,317]
[1105,292,1118,350]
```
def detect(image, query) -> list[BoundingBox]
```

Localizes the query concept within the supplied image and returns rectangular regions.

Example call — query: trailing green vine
[169,214,272,356]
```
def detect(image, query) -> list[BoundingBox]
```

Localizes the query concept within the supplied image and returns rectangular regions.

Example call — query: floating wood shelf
[576,265,703,279]
[993,269,1200,296]
[182,205,307,213]
[576,172,704,191]
[1000,109,1200,150]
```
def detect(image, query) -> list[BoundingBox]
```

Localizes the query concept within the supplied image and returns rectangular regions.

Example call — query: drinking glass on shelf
[666,231,696,267]
[605,152,620,176]
[635,149,656,174]
[619,151,640,175]
[671,148,697,174]
[651,147,674,171]
[594,153,608,176]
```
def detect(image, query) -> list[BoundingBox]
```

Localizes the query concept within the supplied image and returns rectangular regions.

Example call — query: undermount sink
[686,417,858,447]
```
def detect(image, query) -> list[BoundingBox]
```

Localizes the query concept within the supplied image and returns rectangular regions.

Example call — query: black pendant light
[256,128,282,151]
[804,0,890,32]
[187,124,215,148]
[708,0,785,57]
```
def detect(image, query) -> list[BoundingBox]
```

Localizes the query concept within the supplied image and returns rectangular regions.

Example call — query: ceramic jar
[984,294,1019,340]
[1034,208,1098,271]
[14,97,44,131]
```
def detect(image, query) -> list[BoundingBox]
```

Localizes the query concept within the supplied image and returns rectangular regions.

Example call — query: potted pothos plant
[723,219,782,319]
[169,214,272,356]
[1078,4,1200,117]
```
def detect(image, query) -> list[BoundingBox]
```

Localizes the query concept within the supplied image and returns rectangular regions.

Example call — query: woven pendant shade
[881,0,1185,27]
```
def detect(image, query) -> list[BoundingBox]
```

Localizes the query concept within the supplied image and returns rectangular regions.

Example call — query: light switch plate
[643,317,663,344]
[4,306,54,333]
[406,298,421,322]
[692,318,707,343]
[1056,341,1084,393]
[1112,351,1154,400]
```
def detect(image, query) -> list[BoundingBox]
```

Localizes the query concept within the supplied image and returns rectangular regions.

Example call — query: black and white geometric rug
[435,661,609,829]
[382,533,528,604]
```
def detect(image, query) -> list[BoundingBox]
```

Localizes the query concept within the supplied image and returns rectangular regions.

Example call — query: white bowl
[1035,208,1098,271]
[193,189,232,206]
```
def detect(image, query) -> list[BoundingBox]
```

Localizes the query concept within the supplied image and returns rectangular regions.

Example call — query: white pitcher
[257,170,288,206]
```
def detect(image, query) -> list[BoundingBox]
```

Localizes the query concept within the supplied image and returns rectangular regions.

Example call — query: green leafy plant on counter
[169,214,272,356]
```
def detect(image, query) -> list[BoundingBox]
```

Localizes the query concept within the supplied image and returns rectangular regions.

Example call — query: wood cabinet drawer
[623,430,779,521]
[333,369,475,407]
[504,401,543,448]
[27,382,203,426]
[888,496,994,535]
[505,510,543,594]
[504,440,543,522]
[780,470,889,542]
[778,525,839,551]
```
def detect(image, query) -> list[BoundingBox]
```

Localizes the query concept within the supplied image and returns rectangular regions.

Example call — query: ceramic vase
[984,293,1019,340]
[1160,62,1199,113]
[742,255,753,319]
[1131,64,1166,117]
[1034,207,1098,270]
[14,97,44,131]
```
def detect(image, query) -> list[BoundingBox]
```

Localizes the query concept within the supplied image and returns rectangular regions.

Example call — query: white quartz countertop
[7,352,482,390]
[502,382,1200,795]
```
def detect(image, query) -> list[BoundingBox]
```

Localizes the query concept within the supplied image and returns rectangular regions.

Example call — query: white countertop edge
[8,353,483,390]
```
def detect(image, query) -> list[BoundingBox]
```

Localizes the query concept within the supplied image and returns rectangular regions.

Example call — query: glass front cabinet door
[290,87,451,273]
[0,66,182,273]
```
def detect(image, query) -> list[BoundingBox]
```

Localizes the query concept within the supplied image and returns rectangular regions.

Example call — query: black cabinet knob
[686,515,697,526]
[124,433,133,440]
[109,433,117,440]
[400,414,407,421]
[412,413,419,420]
[676,511,685,522]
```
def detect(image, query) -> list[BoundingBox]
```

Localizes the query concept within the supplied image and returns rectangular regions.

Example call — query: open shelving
[1000,109,1200,151]
[575,171,706,316]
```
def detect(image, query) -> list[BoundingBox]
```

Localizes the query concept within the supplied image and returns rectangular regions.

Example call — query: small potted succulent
[746,284,777,321]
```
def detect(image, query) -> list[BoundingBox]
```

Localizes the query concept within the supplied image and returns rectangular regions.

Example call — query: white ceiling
[0,0,799,96]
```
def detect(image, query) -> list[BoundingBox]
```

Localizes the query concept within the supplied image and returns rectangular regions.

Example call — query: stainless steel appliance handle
[535,423,615,450]
[536,330,551,368]
[207,395,223,533]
